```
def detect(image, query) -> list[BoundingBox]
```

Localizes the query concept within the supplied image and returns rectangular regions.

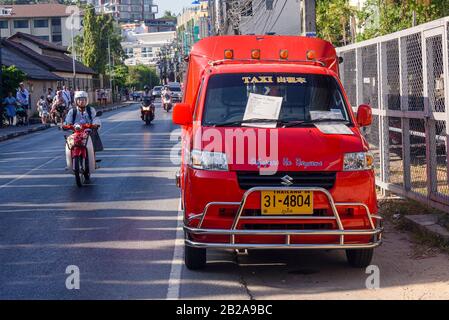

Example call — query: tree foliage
[1,65,26,97]
[125,65,160,90]
[74,5,124,75]
[317,0,449,46]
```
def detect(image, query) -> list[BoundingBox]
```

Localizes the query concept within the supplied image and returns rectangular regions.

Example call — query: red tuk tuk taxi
[172,35,383,270]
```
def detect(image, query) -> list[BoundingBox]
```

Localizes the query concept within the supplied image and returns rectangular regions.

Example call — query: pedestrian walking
[16,83,30,125]
[2,92,17,126]
[37,95,50,124]
[62,85,72,108]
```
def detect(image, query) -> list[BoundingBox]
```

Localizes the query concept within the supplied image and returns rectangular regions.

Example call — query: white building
[0,4,82,47]
[121,27,176,66]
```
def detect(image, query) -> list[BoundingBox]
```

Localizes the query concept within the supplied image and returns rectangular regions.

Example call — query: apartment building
[122,29,176,66]
[90,0,158,23]
[0,4,82,47]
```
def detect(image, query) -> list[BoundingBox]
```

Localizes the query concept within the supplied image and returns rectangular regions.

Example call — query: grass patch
[378,197,449,256]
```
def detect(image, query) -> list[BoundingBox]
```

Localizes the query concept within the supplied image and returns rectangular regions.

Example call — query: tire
[346,249,374,268]
[84,154,90,182]
[74,156,83,188]
[185,244,206,270]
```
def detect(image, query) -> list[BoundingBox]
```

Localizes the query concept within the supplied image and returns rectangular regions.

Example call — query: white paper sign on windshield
[243,93,283,128]
[314,123,354,135]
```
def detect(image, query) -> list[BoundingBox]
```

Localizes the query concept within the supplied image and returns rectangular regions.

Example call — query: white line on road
[166,198,184,300]
[0,109,130,189]
[0,156,61,189]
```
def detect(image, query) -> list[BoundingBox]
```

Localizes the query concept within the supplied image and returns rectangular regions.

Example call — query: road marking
[0,156,61,189]
[0,108,131,189]
[166,199,184,300]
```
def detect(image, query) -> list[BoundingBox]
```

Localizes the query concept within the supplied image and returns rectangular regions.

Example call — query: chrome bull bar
[184,187,383,250]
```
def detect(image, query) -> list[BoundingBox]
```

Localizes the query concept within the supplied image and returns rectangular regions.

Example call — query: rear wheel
[185,244,206,270]
[346,249,374,268]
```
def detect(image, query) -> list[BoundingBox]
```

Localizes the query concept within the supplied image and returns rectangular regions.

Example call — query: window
[34,19,49,28]
[14,20,29,29]
[52,34,62,42]
[36,35,50,41]
[51,18,61,26]
[202,73,351,126]
[0,20,8,29]
[125,47,134,58]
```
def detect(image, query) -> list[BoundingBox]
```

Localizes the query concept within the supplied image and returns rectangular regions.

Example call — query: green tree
[126,65,160,90]
[316,0,358,46]
[162,10,177,19]
[358,0,449,41]
[1,66,26,98]
[74,5,124,75]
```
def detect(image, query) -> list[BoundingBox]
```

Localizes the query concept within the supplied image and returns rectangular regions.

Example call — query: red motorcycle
[63,123,98,187]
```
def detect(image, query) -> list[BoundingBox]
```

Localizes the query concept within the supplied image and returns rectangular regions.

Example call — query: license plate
[261,190,313,215]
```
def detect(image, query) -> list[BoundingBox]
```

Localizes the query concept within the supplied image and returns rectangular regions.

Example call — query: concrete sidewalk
[0,101,134,142]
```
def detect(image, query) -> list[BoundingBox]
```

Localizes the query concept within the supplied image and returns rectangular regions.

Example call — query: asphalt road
[1,103,449,299]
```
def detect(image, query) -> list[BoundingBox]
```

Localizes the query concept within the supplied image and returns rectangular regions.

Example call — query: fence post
[399,36,412,191]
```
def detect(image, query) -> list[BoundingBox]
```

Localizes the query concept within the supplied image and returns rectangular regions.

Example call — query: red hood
[194,126,366,172]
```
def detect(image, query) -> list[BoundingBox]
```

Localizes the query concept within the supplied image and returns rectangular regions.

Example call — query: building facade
[207,0,302,36]
[0,4,82,47]
[177,2,210,56]
[90,0,157,23]
[121,27,176,66]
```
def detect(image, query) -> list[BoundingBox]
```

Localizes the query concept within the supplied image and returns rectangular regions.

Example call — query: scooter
[53,104,67,127]
[162,93,172,112]
[63,123,98,187]
[141,98,155,125]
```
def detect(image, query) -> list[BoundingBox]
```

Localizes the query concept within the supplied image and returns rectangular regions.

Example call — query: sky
[155,0,194,18]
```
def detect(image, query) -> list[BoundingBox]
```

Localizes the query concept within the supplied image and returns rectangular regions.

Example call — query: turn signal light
[251,49,261,59]
[224,49,234,59]
[306,50,317,60]
[279,49,289,59]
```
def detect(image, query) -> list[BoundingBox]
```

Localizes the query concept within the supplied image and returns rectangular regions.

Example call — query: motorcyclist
[51,90,68,126]
[64,91,102,172]
[141,85,155,120]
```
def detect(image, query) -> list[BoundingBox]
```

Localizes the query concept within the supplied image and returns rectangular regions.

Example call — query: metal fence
[337,17,449,212]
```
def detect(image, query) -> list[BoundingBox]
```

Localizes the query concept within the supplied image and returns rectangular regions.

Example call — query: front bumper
[184,186,383,250]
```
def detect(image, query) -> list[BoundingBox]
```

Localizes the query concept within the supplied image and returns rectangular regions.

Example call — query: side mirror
[357,104,372,127]
[96,111,103,117]
[172,103,192,126]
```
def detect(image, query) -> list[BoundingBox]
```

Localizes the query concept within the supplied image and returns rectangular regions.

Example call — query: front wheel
[346,248,374,268]
[73,156,83,187]
[185,244,206,270]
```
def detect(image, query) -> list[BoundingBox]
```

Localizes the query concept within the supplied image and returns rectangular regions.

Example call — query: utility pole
[108,37,113,101]
[300,0,316,37]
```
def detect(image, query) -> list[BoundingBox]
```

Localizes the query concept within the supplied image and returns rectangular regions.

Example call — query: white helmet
[74,91,88,102]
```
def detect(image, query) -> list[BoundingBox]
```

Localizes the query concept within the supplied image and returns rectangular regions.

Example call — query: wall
[239,0,301,35]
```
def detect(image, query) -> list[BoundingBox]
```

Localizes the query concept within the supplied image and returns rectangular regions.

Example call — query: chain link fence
[337,17,449,212]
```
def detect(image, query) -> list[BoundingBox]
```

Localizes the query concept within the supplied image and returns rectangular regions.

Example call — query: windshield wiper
[211,118,280,127]
[282,118,350,128]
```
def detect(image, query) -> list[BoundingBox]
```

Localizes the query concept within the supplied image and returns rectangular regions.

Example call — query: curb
[0,103,133,143]
[403,214,449,245]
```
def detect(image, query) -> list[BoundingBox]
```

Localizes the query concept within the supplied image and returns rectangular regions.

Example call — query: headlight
[191,149,228,171]
[343,152,374,171]
[142,106,151,111]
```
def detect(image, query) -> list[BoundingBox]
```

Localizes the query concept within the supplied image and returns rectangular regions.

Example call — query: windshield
[169,87,181,92]
[202,73,351,126]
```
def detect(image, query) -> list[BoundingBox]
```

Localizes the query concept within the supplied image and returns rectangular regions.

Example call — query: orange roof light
[306,50,316,60]
[279,49,289,59]
[224,49,234,59]
[251,49,261,59]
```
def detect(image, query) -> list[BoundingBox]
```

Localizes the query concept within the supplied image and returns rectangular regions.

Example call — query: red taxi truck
[172,35,383,270]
